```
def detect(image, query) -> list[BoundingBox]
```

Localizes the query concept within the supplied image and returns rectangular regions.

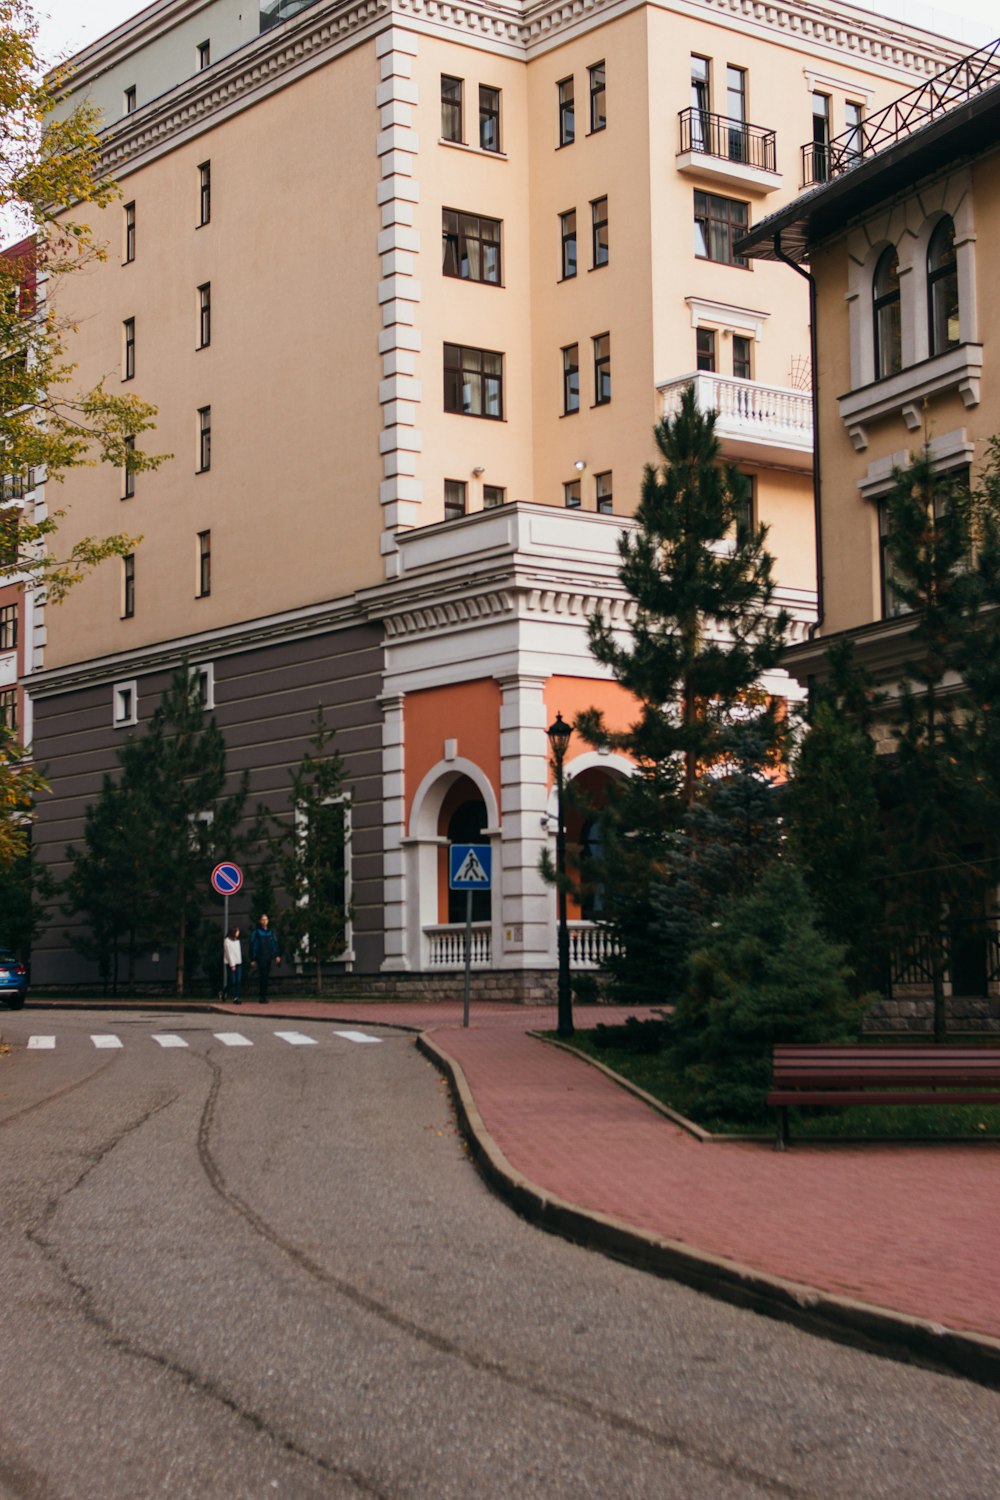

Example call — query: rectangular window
[595,471,613,514]
[589,62,606,132]
[122,554,135,619]
[593,333,611,406]
[124,202,135,263]
[0,603,17,651]
[845,100,863,164]
[479,85,501,152]
[691,55,711,150]
[696,327,716,372]
[733,474,755,546]
[483,485,506,508]
[564,480,581,509]
[0,515,18,567]
[443,344,504,419]
[694,191,749,267]
[725,65,747,161]
[558,77,575,146]
[122,435,135,500]
[197,406,212,472]
[123,85,136,115]
[123,318,135,380]
[441,76,463,142]
[560,210,577,279]
[197,39,211,69]
[198,162,211,226]
[113,681,137,727]
[442,210,501,285]
[0,688,16,734]
[879,499,907,620]
[198,283,212,347]
[444,480,467,520]
[591,197,608,268]
[733,333,752,380]
[197,531,212,597]
[191,663,214,711]
[562,344,580,415]
[812,92,831,182]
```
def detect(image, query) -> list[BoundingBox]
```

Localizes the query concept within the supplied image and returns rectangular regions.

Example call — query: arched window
[447,797,491,923]
[873,247,902,380]
[579,816,606,921]
[928,216,959,357]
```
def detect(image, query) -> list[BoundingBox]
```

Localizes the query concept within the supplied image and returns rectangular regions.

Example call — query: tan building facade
[23,0,968,989]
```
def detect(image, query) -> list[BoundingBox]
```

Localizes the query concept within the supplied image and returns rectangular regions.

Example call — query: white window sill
[839,343,984,451]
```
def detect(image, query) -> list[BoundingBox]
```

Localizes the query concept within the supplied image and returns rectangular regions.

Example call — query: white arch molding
[408,755,501,838]
[543,750,634,825]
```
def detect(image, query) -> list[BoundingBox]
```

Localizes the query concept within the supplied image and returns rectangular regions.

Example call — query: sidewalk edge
[417,1031,1000,1391]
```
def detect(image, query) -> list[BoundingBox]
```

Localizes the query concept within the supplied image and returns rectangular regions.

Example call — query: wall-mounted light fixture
[574,459,587,472]
[472,465,486,476]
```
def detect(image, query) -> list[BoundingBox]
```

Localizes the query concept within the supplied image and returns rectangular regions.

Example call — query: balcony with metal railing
[657,373,812,470]
[800,36,1000,187]
[677,108,781,193]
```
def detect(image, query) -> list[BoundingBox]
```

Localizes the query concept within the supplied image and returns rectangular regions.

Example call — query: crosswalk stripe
[27,1036,55,1049]
[274,1031,318,1046]
[153,1034,189,1048]
[213,1032,252,1047]
[334,1030,381,1045]
[91,1035,123,1049]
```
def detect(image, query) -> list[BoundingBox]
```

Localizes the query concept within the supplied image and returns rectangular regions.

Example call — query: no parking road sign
[211,861,244,896]
[449,843,492,890]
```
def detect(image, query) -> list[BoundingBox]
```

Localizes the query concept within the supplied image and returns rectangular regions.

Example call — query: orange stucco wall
[544,675,638,782]
[403,678,502,824]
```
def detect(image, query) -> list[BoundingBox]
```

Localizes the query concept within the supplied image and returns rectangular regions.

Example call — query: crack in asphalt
[196,1053,824,1500]
[0,1054,119,1131]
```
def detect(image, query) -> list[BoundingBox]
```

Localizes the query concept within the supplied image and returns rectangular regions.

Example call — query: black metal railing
[678,108,776,174]
[800,35,1000,185]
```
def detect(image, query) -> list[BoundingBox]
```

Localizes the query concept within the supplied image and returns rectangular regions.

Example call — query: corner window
[113,680,138,727]
[558,77,575,146]
[479,86,501,152]
[595,471,613,514]
[696,328,716,372]
[442,210,501,285]
[198,283,212,348]
[441,76,463,142]
[122,555,135,619]
[197,530,211,597]
[593,333,611,406]
[443,344,503,419]
[564,480,581,509]
[122,318,135,380]
[444,479,467,519]
[873,247,902,380]
[588,62,606,132]
[483,485,506,508]
[197,406,212,471]
[562,344,579,415]
[928,217,959,357]
[124,202,135,263]
[694,191,749,267]
[198,162,211,226]
[591,197,608,268]
[122,435,135,500]
[560,210,577,279]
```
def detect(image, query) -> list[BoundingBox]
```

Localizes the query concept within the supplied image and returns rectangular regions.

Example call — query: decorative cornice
[89,0,967,177]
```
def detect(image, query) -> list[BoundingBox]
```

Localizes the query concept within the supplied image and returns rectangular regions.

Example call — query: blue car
[0,950,27,1008]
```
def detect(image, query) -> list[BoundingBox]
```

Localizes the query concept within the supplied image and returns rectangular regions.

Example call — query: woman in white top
[224,927,243,1003]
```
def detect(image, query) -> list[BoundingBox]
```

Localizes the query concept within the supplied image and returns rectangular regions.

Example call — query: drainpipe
[773,230,823,637]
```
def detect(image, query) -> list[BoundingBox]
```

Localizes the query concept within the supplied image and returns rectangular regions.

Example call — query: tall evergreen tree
[579,385,789,1000]
[271,707,352,994]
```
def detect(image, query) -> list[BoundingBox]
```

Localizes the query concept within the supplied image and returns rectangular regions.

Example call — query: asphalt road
[0,1008,998,1500]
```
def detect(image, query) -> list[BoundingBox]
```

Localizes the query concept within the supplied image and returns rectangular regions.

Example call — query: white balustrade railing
[568,922,619,969]
[426,923,492,968]
[659,372,812,445]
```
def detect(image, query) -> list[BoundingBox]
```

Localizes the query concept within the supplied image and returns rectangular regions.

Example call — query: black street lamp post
[547,711,573,1038]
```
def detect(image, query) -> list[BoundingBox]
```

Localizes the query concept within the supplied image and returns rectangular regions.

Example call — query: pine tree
[579,385,789,1000]
[271,707,351,994]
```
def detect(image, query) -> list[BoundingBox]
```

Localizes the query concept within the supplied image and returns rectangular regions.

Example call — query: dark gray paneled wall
[31,621,385,986]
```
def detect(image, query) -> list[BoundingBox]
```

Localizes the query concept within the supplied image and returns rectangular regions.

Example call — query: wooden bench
[768,1044,1000,1149]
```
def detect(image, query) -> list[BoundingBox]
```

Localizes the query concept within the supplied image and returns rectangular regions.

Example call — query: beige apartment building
[740,38,1000,1020]
[24,0,966,990]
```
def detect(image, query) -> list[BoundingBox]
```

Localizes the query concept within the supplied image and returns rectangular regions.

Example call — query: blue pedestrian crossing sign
[449,843,492,890]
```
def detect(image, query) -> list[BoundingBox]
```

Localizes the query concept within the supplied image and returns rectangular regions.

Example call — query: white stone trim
[685,297,770,342]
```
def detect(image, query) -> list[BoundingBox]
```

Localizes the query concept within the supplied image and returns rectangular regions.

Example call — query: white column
[497,674,553,970]
[379,691,409,970]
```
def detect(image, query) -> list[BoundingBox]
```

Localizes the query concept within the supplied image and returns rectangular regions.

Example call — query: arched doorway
[442,787,492,924]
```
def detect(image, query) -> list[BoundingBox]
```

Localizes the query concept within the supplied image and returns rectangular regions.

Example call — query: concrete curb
[418,1030,1000,1391]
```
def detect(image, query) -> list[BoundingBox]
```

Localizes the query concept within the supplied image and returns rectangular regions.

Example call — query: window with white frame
[113,680,138,727]
[190,662,215,710]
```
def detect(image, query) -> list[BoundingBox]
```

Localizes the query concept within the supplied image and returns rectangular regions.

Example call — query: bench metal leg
[773,1106,789,1152]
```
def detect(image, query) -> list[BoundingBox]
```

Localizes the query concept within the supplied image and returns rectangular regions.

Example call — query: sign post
[448,843,492,1027]
[211,862,243,1000]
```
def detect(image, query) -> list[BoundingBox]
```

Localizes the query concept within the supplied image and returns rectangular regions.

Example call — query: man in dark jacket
[249,913,281,1004]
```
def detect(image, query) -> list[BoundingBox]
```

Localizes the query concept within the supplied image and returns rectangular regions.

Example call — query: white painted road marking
[27,1036,55,1049]
[213,1032,252,1047]
[91,1035,123,1049]
[333,1030,382,1045]
[153,1034,189,1048]
[274,1031,318,1046]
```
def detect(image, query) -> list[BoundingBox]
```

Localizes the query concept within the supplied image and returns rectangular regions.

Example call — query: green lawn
[564,1031,1000,1141]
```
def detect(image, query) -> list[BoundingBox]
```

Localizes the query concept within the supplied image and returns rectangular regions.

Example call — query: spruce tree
[579,385,789,1000]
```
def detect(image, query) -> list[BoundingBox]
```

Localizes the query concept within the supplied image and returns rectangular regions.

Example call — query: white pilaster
[497,674,554,969]
[379,691,409,970]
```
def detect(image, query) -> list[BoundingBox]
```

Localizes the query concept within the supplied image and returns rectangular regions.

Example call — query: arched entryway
[405,759,500,971]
